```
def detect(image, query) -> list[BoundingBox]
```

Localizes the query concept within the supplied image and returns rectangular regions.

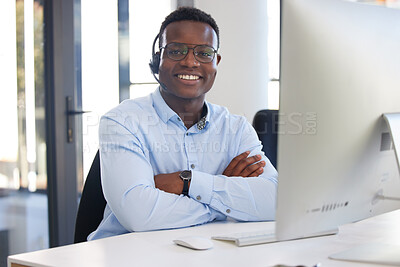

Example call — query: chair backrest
[252,109,279,169]
[74,150,107,243]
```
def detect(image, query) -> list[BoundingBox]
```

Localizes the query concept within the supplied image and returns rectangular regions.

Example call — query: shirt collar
[152,86,211,130]
[152,87,178,124]
[197,103,210,131]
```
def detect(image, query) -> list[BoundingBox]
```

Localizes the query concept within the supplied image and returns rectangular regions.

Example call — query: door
[44,0,81,246]
[46,0,121,247]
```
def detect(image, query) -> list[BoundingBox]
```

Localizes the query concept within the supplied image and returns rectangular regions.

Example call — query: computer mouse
[173,236,214,250]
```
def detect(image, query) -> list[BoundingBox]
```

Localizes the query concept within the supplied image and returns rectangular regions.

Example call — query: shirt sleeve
[99,115,226,232]
[188,119,278,221]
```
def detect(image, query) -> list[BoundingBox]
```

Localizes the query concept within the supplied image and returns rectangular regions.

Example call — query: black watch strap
[182,179,189,196]
[179,170,192,196]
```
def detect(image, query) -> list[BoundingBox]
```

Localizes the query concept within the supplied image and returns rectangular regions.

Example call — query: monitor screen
[276,0,400,241]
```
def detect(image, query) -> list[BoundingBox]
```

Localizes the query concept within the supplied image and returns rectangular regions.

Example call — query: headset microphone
[149,34,169,91]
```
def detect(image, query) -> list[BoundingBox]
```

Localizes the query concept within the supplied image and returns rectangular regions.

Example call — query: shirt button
[177,117,181,121]
[191,164,195,169]
[186,133,189,136]
[226,209,231,214]
[196,195,201,201]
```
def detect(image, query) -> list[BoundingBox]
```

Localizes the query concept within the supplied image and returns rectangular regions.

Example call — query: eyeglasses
[160,42,218,63]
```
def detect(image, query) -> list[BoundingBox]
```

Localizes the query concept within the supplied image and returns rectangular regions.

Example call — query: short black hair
[159,7,220,49]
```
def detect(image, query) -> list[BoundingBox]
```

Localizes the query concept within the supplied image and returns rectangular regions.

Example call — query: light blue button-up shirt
[88,88,278,240]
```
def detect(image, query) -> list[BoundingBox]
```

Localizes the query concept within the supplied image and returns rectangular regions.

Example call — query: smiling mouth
[176,74,201,81]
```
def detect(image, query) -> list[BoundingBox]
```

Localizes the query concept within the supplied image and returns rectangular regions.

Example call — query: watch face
[180,170,192,180]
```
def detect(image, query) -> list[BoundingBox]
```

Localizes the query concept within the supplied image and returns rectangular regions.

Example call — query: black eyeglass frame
[159,42,219,63]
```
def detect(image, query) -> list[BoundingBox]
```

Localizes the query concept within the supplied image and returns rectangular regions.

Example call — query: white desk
[8,209,400,267]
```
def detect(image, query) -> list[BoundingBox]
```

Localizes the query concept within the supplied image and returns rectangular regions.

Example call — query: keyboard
[212,230,277,247]
[212,227,338,247]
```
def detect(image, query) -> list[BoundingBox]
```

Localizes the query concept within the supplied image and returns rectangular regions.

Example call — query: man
[88,7,277,240]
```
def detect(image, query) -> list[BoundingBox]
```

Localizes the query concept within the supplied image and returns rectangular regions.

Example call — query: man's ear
[216,54,222,65]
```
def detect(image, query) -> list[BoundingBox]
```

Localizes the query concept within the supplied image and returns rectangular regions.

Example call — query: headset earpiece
[149,53,160,74]
[149,34,168,91]
[149,34,160,74]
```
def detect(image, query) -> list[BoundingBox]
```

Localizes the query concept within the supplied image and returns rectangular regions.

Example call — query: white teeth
[177,74,200,80]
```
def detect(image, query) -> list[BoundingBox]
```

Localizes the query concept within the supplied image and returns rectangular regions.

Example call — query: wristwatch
[179,170,192,196]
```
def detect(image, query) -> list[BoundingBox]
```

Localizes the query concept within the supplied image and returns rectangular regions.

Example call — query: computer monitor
[276,0,400,241]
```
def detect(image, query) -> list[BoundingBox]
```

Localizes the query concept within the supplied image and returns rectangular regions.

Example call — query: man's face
[158,21,221,101]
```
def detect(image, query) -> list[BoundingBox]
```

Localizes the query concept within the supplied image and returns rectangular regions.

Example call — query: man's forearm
[188,170,278,221]
[154,172,185,195]
[154,151,265,195]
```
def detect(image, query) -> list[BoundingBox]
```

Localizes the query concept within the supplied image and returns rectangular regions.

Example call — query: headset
[149,34,160,74]
[149,33,169,91]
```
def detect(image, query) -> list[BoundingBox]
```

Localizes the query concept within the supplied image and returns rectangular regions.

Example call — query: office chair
[252,109,279,169]
[74,150,107,243]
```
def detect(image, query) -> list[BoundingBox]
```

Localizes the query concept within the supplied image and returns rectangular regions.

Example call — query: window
[129,0,172,99]
[0,1,49,264]
[81,0,120,181]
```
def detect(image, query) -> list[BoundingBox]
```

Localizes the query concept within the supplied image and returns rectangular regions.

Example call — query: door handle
[66,96,91,143]
[67,110,90,115]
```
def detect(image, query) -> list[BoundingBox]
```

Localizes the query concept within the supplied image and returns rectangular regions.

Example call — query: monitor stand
[329,243,400,266]
[329,113,400,266]
[383,113,400,173]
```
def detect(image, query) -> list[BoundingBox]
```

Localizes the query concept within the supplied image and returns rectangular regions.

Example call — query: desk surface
[8,209,400,267]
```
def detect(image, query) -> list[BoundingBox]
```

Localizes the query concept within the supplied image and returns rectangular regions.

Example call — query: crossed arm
[100,113,278,232]
[154,151,266,195]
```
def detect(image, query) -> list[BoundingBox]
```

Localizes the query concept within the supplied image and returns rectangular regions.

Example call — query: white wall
[195,0,269,122]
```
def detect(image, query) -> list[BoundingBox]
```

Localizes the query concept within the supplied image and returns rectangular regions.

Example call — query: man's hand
[154,172,186,195]
[223,151,266,177]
